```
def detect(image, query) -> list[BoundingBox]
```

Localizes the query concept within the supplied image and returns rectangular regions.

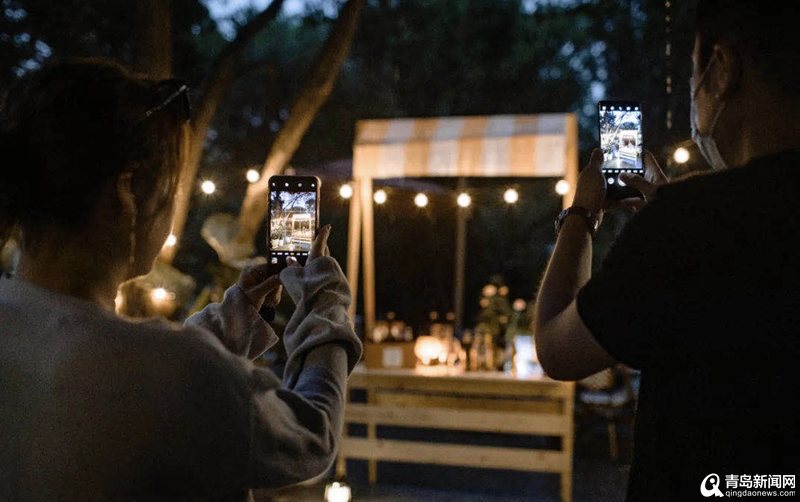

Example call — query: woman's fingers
[308,224,331,261]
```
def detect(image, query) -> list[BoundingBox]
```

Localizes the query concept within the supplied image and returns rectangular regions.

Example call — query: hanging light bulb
[457,192,471,208]
[246,169,260,183]
[339,184,353,199]
[414,193,428,207]
[674,147,690,164]
[373,189,387,204]
[555,180,570,195]
[163,234,177,248]
[201,180,216,194]
[504,188,519,204]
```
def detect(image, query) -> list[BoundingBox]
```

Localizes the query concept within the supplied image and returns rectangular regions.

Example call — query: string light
[457,192,471,208]
[151,288,168,301]
[201,180,216,194]
[163,234,177,248]
[374,189,387,204]
[339,184,353,199]
[246,169,260,183]
[503,188,519,204]
[674,147,690,164]
[555,180,570,195]
[414,193,428,207]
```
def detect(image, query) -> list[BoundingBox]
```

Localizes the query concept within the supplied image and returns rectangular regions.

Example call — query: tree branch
[164,0,287,263]
[233,0,366,248]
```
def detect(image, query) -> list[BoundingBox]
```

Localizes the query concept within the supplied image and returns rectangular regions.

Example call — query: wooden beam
[360,177,376,341]
[345,404,570,436]
[339,439,570,473]
[346,178,362,324]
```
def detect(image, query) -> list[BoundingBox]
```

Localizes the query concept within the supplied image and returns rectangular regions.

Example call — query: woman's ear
[117,171,137,218]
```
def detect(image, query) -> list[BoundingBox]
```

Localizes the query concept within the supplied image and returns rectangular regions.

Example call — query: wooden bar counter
[336,364,575,502]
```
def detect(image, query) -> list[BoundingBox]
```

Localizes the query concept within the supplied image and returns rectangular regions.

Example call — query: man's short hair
[694,0,798,96]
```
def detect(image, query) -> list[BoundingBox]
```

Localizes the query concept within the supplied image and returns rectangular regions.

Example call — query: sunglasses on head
[133,78,191,128]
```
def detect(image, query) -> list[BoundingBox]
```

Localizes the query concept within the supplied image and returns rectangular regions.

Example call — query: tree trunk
[233,0,366,249]
[163,0,287,263]
[133,0,172,79]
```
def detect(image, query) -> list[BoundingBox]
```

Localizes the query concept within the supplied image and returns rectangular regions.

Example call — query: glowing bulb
[246,169,260,183]
[674,147,690,164]
[114,292,123,310]
[555,180,570,195]
[414,193,428,207]
[457,192,471,207]
[339,184,353,199]
[164,234,177,248]
[201,180,216,194]
[325,481,352,502]
[374,189,387,204]
[152,288,168,301]
[504,188,519,204]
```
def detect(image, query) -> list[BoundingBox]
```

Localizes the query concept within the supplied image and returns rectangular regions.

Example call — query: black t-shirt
[577,151,800,501]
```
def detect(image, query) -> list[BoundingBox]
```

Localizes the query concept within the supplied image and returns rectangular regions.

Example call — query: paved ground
[255,417,634,502]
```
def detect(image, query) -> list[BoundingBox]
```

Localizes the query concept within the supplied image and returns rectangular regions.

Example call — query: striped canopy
[353,114,577,179]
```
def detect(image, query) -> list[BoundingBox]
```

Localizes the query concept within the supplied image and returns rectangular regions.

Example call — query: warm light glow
[164,234,177,248]
[414,193,428,207]
[201,180,216,194]
[339,184,353,199]
[374,189,387,204]
[152,288,168,302]
[674,147,690,164]
[415,336,445,365]
[513,298,527,311]
[555,179,571,195]
[246,169,260,183]
[325,481,352,502]
[504,188,519,204]
[482,284,497,297]
[457,192,471,208]
[499,286,509,296]
[114,292,123,311]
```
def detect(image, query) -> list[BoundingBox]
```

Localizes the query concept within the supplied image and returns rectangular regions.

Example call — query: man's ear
[712,42,742,100]
[117,171,137,218]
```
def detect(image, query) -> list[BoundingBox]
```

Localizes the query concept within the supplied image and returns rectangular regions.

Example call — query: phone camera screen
[269,181,317,266]
[599,104,643,186]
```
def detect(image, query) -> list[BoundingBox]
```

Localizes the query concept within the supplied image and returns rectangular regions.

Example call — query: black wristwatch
[554,206,600,237]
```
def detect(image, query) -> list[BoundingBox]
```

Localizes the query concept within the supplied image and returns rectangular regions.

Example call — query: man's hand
[609,150,669,212]
[573,148,606,213]
[286,224,331,267]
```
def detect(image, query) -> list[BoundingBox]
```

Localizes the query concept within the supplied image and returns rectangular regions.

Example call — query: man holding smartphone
[535,0,799,500]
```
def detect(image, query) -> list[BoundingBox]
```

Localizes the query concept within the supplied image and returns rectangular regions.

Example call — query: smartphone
[597,101,644,200]
[267,175,320,276]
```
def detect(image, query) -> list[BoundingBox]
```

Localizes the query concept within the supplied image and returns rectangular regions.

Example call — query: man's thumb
[588,148,603,170]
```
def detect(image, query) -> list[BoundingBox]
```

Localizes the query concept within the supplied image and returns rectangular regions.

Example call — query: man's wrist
[555,206,600,237]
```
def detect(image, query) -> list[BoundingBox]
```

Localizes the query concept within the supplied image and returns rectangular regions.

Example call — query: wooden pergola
[346,114,579,338]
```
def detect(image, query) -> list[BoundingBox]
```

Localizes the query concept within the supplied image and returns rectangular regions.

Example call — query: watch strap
[555,206,600,237]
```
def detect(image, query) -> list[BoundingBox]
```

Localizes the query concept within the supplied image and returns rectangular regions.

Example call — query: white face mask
[690,54,728,170]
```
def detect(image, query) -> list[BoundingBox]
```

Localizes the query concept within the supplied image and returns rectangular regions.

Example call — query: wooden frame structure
[346,114,579,337]
[336,366,576,502]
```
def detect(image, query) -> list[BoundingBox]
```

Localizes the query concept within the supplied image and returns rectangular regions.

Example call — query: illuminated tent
[346,114,579,337]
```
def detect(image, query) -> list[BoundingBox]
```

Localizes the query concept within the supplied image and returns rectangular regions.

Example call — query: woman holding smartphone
[0,59,361,500]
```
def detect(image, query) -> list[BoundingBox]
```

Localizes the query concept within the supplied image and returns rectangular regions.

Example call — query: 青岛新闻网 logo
[701,473,725,497]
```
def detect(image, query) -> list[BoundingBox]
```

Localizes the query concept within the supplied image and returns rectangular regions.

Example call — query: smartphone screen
[267,176,320,275]
[598,101,643,199]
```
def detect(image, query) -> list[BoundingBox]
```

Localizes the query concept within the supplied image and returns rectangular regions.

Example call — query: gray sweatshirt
[0,256,362,501]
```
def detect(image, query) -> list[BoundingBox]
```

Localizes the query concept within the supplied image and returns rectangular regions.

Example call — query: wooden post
[561,382,575,502]
[360,177,376,341]
[346,178,362,324]
[453,177,468,332]
[366,386,378,485]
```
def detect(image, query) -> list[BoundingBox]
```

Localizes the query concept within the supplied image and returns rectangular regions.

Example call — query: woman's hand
[286,224,331,268]
[237,265,282,312]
